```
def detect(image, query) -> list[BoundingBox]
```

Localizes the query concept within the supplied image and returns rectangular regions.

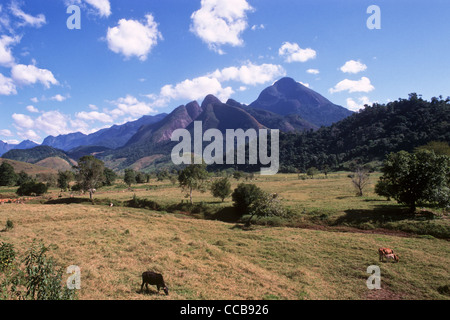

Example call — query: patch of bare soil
[366,286,406,300]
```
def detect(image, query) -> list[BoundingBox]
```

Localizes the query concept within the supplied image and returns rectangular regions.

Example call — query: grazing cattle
[378,247,395,261]
[384,253,399,263]
[141,271,169,295]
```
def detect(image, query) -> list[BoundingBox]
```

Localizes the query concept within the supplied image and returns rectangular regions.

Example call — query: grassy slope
[0,158,58,176]
[0,203,448,300]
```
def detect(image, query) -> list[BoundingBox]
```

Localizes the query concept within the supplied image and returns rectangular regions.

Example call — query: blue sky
[0,0,449,144]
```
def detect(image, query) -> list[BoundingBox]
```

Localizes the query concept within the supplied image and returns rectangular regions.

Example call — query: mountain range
[1,77,354,171]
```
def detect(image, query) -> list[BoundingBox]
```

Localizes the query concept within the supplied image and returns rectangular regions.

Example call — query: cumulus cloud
[84,0,111,17]
[106,14,162,61]
[65,0,111,17]
[11,64,59,88]
[10,1,46,28]
[26,105,39,113]
[346,96,375,112]
[340,60,368,74]
[209,62,286,86]
[0,35,20,67]
[329,77,375,94]
[160,76,234,103]
[50,94,67,102]
[190,0,253,54]
[18,129,40,142]
[110,95,157,118]
[148,62,285,107]
[0,73,16,95]
[0,129,13,137]
[76,111,113,123]
[12,113,34,129]
[307,69,320,75]
[279,42,316,63]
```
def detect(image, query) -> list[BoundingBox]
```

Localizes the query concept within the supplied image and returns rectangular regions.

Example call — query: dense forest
[278,94,450,172]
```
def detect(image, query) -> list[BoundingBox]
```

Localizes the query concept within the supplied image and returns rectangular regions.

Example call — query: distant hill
[0,140,39,157]
[42,113,167,151]
[1,146,74,168]
[0,158,58,176]
[249,77,353,127]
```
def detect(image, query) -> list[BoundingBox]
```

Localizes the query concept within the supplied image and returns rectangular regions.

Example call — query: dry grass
[1,201,449,300]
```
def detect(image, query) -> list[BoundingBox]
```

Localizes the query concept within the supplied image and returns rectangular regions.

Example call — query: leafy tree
[73,156,105,200]
[135,172,147,184]
[103,168,117,186]
[233,171,245,181]
[375,150,450,211]
[210,177,232,202]
[0,162,18,187]
[16,171,32,187]
[178,164,209,204]
[231,183,265,216]
[57,171,74,191]
[246,193,285,227]
[124,169,136,187]
[16,181,48,196]
[306,167,319,179]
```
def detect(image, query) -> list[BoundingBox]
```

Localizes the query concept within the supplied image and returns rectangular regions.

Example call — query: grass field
[0,173,449,300]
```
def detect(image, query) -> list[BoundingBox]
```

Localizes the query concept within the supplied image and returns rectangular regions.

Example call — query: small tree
[232,183,265,216]
[73,156,105,200]
[16,181,48,196]
[57,170,74,191]
[210,177,232,202]
[247,193,285,227]
[178,164,209,204]
[306,167,319,179]
[103,168,117,186]
[16,171,32,186]
[124,169,136,187]
[350,168,370,197]
[0,162,18,187]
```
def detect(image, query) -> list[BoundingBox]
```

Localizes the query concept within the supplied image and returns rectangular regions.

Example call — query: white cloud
[299,82,310,88]
[0,129,12,137]
[12,113,34,129]
[30,97,39,103]
[65,0,111,18]
[307,69,320,75]
[84,0,111,17]
[0,35,20,67]
[279,42,316,63]
[160,77,234,104]
[76,111,113,123]
[210,62,286,86]
[346,96,376,112]
[26,105,39,113]
[0,73,16,95]
[251,24,264,31]
[110,95,157,118]
[34,111,72,136]
[18,129,40,142]
[190,0,253,53]
[329,77,375,94]
[89,104,98,110]
[10,2,46,28]
[11,64,59,88]
[106,14,162,61]
[50,94,67,102]
[340,60,368,74]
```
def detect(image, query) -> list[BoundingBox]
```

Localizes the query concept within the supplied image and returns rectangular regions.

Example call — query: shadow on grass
[333,204,416,225]
[204,207,241,223]
[45,197,92,205]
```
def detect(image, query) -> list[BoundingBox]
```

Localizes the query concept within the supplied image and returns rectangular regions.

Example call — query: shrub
[5,219,13,231]
[0,242,16,271]
[210,177,232,202]
[232,183,265,216]
[2,241,76,300]
[16,181,48,196]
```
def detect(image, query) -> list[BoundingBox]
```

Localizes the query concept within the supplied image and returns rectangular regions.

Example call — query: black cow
[141,271,169,295]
